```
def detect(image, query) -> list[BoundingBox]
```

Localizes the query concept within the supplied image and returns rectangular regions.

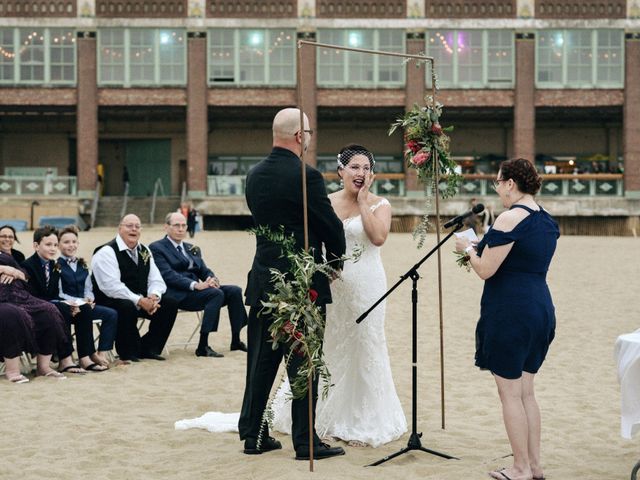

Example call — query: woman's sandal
[59,365,87,375]
[83,363,108,372]
[43,371,66,379]
[8,374,29,384]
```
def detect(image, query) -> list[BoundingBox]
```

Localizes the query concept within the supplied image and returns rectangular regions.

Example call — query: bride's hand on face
[357,173,375,204]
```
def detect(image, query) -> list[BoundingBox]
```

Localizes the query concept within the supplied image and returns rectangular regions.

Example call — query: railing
[204,173,625,197]
[90,181,100,229]
[322,173,406,196]
[207,175,246,196]
[119,181,130,220]
[0,175,77,195]
[456,174,624,197]
[149,178,165,224]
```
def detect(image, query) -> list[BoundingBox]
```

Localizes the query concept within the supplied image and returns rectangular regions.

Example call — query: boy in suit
[57,225,117,368]
[22,225,101,373]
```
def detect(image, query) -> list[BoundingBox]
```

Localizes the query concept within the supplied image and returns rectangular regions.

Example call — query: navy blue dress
[474,204,560,379]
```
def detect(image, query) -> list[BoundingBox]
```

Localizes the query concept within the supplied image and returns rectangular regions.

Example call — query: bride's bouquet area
[251,226,362,446]
[388,96,462,247]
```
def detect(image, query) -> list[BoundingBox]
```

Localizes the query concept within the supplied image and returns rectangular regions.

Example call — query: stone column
[187,32,208,197]
[297,31,317,166]
[404,32,425,196]
[513,32,536,163]
[624,33,640,197]
[76,31,98,198]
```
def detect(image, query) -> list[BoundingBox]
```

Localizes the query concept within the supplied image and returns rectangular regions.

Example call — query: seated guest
[91,214,177,362]
[22,226,100,372]
[0,254,77,378]
[0,303,37,384]
[57,225,118,368]
[150,212,247,358]
[0,224,25,263]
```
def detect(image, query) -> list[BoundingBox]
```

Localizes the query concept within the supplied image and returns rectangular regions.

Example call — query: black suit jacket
[149,236,214,303]
[22,253,61,301]
[244,147,345,307]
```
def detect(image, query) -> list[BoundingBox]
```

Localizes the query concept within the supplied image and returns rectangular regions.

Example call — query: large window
[98,29,186,86]
[208,29,296,86]
[317,29,405,87]
[0,28,75,85]
[425,30,514,88]
[536,30,623,88]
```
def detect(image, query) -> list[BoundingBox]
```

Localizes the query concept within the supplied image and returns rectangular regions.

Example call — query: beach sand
[1,228,637,480]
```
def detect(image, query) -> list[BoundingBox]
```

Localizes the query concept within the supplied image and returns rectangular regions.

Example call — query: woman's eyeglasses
[492,179,506,190]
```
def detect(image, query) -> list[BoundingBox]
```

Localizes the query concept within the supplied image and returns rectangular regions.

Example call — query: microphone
[443,203,484,229]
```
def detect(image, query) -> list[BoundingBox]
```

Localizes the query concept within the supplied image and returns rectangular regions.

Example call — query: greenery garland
[250,225,363,448]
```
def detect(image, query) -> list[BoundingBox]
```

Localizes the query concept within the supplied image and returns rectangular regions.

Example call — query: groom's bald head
[272,108,309,140]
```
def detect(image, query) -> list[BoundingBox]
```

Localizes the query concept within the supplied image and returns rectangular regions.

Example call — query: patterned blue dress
[474,204,560,379]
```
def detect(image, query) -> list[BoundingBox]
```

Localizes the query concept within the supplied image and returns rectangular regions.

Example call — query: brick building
[0,0,639,232]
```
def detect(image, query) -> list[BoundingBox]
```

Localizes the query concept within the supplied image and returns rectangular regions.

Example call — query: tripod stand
[356,224,463,466]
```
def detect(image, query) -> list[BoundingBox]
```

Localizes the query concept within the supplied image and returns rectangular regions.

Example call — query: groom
[239,108,346,460]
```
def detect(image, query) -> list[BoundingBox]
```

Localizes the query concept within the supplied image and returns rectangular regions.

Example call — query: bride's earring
[339,177,344,189]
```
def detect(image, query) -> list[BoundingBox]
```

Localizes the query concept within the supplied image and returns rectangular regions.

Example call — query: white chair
[168,310,203,350]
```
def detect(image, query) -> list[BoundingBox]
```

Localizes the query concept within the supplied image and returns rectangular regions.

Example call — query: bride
[272,144,407,447]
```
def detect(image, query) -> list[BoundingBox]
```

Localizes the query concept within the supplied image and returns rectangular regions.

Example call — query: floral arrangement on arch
[389,96,462,246]
[250,225,363,448]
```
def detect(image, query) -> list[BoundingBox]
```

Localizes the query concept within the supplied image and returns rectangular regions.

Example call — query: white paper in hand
[62,299,87,306]
[453,228,479,243]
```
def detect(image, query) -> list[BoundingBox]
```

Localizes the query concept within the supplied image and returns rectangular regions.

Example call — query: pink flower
[431,123,443,136]
[406,140,421,154]
[411,150,431,167]
[282,320,295,335]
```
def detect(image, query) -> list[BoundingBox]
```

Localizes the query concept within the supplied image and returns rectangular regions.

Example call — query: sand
[0,227,638,480]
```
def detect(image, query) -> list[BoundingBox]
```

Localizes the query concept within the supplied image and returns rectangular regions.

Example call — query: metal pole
[296,39,313,473]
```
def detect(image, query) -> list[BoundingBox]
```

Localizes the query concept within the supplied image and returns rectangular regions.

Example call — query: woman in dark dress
[455,158,559,480]
[0,304,37,383]
[0,252,75,378]
[0,225,25,263]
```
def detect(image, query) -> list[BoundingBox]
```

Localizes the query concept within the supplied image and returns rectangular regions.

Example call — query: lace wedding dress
[271,198,407,447]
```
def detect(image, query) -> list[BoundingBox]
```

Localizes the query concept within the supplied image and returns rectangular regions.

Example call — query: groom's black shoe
[295,442,345,460]
[243,436,282,455]
[230,341,247,352]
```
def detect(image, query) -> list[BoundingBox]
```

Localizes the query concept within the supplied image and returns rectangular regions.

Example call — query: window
[536,29,623,88]
[0,28,75,85]
[426,30,514,88]
[98,29,186,86]
[208,29,296,86]
[317,29,405,87]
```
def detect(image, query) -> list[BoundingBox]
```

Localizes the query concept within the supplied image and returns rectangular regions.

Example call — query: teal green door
[125,140,171,196]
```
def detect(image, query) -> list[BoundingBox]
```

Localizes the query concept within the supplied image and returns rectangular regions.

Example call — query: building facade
[0,0,639,231]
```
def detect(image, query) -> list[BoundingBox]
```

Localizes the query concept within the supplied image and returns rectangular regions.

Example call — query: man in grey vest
[91,214,177,362]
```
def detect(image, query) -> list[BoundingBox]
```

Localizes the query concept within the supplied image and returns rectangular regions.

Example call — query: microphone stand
[357,222,463,466]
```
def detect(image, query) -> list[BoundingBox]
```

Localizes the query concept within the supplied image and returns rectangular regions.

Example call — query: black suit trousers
[96,296,177,359]
[55,302,96,358]
[238,305,321,450]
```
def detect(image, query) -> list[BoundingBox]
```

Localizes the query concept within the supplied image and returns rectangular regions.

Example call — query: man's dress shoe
[230,341,248,352]
[295,442,345,460]
[140,352,165,361]
[195,346,224,358]
[243,436,282,455]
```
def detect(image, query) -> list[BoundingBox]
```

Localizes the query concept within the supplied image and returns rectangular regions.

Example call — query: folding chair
[168,310,203,350]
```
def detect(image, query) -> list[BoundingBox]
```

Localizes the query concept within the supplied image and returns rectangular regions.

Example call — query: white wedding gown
[271,198,407,447]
